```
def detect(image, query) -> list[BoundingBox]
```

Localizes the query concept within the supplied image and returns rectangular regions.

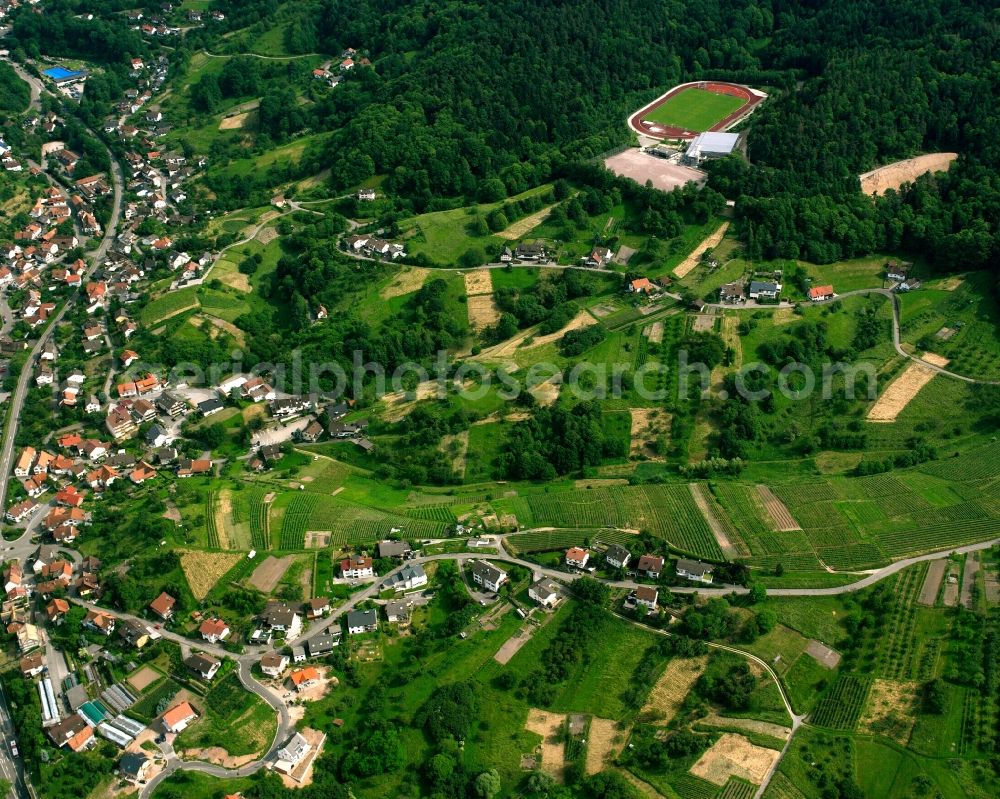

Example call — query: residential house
[628,277,655,294]
[809,285,834,302]
[514,243,545,261]
[161,701,197,733]
[586,246,612,267]
[635,585,658,610]
[199,618,230,643]
[605,544,631,569]
[886,261,911,282]
[636,554,664,578]
[377,540,412,559]
[274,732,311,774]
[119,752,152,783]
[719,281,745,304]
[748,280,781,301]
[528,579,560,608]
[676,558,714,584]
[470,560,507,593]
[340,554,374,579]
[48,715,95,751]
[20,651,46,678]
[197,398,224,417]
[381,563,427,592]
[177,458,212,477]
[262,601,302,639]
[565,547,590,569]
[119,619,150,649]
[260,653,289,678]
[307,631,340,657]
[47,598,70,624]
[84,609,116,636]
[347,608,378,634]
[307,597,330,619]
[185,653,221,681]
[150,591,176,620]
[384,599,412,625]
[289,666,320,692]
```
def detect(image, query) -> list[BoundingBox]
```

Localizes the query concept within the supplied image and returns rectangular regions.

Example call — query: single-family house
[528,579,560,608]
[565,547,589,569]
[347,608,378,634]
[470,560,507,593]
[676,558,714,584]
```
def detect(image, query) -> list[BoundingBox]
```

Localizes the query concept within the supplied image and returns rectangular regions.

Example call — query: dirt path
[690,483,740,557]
[859,153,957,196]
[673,221,730,279]
[494,622,536,664]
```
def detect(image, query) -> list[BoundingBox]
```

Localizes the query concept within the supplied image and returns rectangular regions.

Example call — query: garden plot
[691,314,716,332]
[303,531,331,548]
[642,321,664,343]
[755,486,801,531]
[247,554,296,592]
[688,733,780,786]
[942,563,960,606]
[181,551,241,601]
[640,656,708,724]
[918,559,946,605]
[525,709,567,780]
[127,666,161,693]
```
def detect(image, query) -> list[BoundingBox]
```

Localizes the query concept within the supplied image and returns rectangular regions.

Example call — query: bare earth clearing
[689,733,780,786]
[755,485,801,531]
[673,221,730,278]
[641,656,708,724]
[525,709,567,780]
[859,153,957,196]
[805,640,841,669]
[642,321,664,343]
[494,622,538,665]
[247,554,296,592]
[961,554,980,608]
[181,550,241,600]
[214,490,232,549]
[467,294,502,330]
[219,110,254,130]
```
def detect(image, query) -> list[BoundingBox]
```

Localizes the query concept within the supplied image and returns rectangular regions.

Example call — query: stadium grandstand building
[683,132,743,165]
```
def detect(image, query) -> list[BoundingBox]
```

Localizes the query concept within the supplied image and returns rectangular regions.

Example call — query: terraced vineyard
[280,493,319,549]
[205,491,219,548]
[504,528,638,555]
[810,674,872,729]
[521,485,724,560]
[248,488,270,550]
[403,504,458,522]
[670,774,719,799]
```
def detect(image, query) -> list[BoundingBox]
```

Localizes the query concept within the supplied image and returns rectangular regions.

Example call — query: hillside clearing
[673,221,730,278]
[859,153,957,196]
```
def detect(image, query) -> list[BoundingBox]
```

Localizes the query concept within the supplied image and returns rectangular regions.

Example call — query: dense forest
[12,1,998,272]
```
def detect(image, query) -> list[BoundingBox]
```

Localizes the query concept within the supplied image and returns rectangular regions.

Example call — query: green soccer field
[644,87,747,131]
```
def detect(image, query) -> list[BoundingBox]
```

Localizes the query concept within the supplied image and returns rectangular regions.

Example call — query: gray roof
[385,600,411,619]
[377,540,412,558]
[119,752,148,778]
[687,131,740,155]
[347,609,377,628]
[676,558,713,577]
[472,560,506,584]
[605,544,630,562]
[749,281,779,293]
[308,633,337,656]
[530,579,559,600]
